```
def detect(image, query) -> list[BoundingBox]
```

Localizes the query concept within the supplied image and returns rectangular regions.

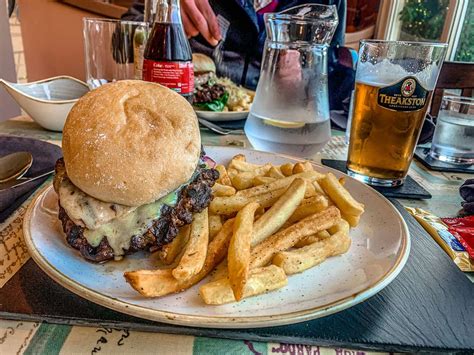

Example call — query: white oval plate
[23,146,410,328]
[194,110,248,122]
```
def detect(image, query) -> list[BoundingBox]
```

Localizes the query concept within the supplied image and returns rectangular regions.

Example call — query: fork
[198,118,244,135]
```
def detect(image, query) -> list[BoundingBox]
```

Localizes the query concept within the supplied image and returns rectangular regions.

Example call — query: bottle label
[377,76,429,112]
[142,60,194,95]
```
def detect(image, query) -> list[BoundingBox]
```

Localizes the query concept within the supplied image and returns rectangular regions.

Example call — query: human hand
[180,0,221,46]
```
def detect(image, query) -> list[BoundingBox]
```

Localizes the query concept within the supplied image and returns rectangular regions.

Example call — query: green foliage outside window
[454,0,473,62]
[399,0,473,63]
[398,0,449,41]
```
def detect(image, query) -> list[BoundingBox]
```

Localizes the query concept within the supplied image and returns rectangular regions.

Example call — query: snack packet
[406,207,474,272]
[441,216,474,259]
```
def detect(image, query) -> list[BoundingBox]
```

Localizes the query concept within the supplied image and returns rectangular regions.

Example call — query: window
[375,0,473,62]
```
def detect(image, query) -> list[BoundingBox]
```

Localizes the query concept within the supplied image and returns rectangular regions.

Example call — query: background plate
[23,147,410,328]
[195,110,248,122]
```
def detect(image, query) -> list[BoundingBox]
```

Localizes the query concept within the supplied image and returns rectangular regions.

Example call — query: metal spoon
[0,168,54,191]
[0,152,33,183]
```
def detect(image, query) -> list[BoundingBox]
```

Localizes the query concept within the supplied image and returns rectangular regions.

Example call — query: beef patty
[53,158,218,262]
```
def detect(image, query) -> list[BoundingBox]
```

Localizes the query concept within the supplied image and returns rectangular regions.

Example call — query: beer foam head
[356,59,440,90]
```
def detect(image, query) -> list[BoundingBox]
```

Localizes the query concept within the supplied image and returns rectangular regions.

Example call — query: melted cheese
[58,172,178,259]
[83,191,178,259]
[58,177,135,229]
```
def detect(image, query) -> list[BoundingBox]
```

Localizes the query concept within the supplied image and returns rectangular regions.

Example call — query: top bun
[193,53,216,74]
[62,80,201,206]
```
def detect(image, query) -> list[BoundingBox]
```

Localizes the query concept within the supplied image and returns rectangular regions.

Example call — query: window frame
[374,0,468,61]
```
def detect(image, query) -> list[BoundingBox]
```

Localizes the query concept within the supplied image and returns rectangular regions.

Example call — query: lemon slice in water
[263,119,306,129]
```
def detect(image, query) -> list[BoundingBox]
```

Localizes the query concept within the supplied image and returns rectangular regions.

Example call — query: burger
[192,53,254,112]
[192,53,229,112]
[53,80,218,262]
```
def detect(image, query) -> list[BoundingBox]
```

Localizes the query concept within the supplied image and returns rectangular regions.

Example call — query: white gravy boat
[0,76,89,131]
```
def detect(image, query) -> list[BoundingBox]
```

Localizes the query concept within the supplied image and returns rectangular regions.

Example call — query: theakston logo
[377,76,428,112]
[401,78,416,97]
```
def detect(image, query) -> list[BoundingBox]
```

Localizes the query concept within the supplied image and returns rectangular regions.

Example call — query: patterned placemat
[0,319,385,355]
[0,202,30,288]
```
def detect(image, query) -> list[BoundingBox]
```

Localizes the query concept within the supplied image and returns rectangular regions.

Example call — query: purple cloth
[0,136,62,222]
[460,179,474,215]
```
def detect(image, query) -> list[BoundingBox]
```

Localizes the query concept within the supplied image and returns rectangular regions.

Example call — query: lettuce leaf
[193,92,229,112]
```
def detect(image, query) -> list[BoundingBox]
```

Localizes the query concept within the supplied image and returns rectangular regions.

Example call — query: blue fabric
[0,136,62,222]
[460,179,474,215]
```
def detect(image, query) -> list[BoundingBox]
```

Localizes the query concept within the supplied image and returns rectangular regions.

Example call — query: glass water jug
[245,4,338,157]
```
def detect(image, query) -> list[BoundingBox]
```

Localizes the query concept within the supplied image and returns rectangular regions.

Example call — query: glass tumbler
[347,40,447,187]
[430,96,474,164]
[83,18,148,89]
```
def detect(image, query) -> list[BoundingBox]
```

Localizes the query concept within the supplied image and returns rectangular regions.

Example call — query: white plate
[23,147,410,328]
[195,110,248,122]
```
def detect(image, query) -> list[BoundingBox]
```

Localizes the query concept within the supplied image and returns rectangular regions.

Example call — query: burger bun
[193,53,216,74]
[62,80,201,206]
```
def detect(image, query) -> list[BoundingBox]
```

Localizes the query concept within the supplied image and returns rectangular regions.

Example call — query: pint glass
[347,40,447,186]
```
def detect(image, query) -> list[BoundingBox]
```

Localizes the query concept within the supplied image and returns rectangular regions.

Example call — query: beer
[346,40,447,186]
[347,81,432,180]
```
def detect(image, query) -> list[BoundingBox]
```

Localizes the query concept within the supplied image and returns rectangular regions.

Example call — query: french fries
[292,161,313,174]
[210,260,228,281]
[215,165,232,186]
[252,176,275,186]
[273,231,351,274]
[199,265,287,305]
[236,171,323,198]
[316,230,332,238]
[124,219,234,297]
[320,173,364,217]
[172,209,209,281]
[230,172,253,190]
[226,156,274,190]
[267,166,285,179]
[328,218,350,235]
[304,181,317,198]
[231,154,246,163]
[250,206,341,268]
[284,195,329,226]
[210,188,286,215]
[228,202,260,300]
[279,163,294,176]
[313,181,326,195]
[208,214,223,241]
[212,183,236,197]
[230,160,265,172]
[342,212,361,227]
[294,230,330,248]
[157,224,190,265]
[252,178,306,246]
[125,153,365,306]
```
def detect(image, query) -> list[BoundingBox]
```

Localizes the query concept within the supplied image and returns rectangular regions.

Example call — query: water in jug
[245,4,338,157]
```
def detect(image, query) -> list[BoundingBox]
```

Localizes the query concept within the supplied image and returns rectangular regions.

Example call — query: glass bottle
[142,0,194,103]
